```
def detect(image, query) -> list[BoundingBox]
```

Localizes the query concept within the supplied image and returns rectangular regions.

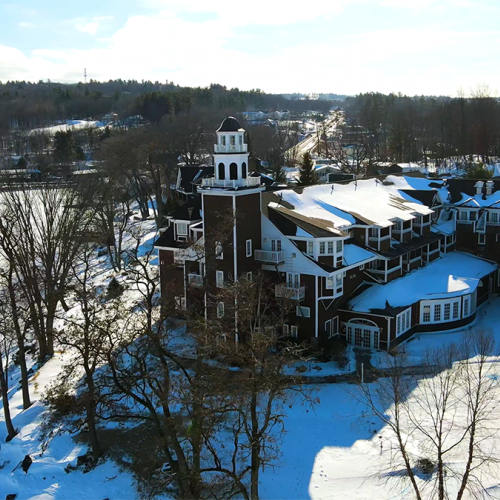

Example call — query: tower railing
[214,144,248,153]
[201,177,261,188]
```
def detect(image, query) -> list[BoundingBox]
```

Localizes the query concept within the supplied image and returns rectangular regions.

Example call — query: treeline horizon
[0,79,334,133]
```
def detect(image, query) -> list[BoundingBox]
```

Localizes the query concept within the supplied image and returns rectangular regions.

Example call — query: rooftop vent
[486,180,494,196]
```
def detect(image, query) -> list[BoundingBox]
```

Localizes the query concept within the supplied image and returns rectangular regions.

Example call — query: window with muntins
[291,325,298,338]
[319,242,326,254]
[422,305,431,323]
[396,308,411,336]
[434,304,441,322]
[327,241,334,254]
[177,222,188,236]
[336,240,342,253]
[444,303,451,320]
[307,241,314,255]
[453,302,459,319]
[271,239,282,252]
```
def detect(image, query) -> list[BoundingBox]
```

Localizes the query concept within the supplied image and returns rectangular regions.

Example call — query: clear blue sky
[1,0,499,96]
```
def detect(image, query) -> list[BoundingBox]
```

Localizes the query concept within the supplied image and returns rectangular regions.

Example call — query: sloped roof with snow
[272,178,433,230]
[347,252,497,313]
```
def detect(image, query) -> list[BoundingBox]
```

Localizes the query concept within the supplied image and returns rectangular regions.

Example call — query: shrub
[106,277,125,300]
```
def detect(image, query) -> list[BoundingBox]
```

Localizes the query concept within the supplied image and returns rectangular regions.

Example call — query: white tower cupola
[214,116,250,184]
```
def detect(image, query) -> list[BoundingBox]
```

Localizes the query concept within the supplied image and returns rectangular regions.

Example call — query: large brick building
[155,117,499,350]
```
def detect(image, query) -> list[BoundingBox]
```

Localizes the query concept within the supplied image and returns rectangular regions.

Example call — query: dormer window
[221,135,226,146]
[230,136,235,146]
[239,135,243,145]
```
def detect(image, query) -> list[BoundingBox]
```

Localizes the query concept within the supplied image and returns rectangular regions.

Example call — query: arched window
[218,162,225,180]
[241,162,247,178]
[229,162,238,180]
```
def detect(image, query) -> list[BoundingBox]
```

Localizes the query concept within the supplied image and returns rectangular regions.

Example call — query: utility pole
[84,68,87,85]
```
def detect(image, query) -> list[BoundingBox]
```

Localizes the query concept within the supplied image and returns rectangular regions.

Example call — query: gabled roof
[177,165,214,193]
[272,179,433,230]
[168,196,202,221]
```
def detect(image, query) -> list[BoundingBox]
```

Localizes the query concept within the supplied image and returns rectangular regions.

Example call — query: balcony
[201,177,261,189]
[214,144,248,153]
[187,273,204,287]
[275,283,306,301]
[254,249,285,265]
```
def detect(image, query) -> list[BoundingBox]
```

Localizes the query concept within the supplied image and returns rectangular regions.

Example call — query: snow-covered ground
[260,296,500,500]
[1,198,500,499]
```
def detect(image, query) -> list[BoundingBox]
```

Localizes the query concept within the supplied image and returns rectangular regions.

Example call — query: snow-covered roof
[348,252,497,312]
[343,244,378,266]
[456,192,500,208]
[273,178,433,230]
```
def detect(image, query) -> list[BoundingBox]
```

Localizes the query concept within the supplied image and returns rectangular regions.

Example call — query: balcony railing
[214,144,248,153]
[254,249,285,264]
[201,176,261,189]
[187,273,204,287]
[275,283,305,301]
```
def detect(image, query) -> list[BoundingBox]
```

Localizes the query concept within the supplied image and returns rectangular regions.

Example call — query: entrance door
[346,322,380,350]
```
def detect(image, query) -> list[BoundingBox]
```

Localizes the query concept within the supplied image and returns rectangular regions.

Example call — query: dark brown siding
[235,193,262,276]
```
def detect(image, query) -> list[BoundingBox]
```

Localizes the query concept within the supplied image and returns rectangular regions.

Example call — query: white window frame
[327,241,334,254]
[246,239,252,257]
[336,240,343,253]
[420,298,465,324]
[319,241,326,255]
[291,325,298,338]
[216,270,224,288]
[217,302,225,318]
[325,319,332,338]
[359,264,365,271]
[478,233,486,245]
[395,307,411,336]
[306,240,314,256]
[296,306,310,318]
[283,324,289,336]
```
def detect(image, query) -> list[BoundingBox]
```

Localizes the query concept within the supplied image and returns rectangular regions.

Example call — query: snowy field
[1,200,500,500]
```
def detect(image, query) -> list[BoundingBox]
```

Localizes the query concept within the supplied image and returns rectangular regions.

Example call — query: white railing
[201,176,261,189]
[275,283,306,301]
[254,250,285,264]
[214,144,248,153]
[187,273,204,286]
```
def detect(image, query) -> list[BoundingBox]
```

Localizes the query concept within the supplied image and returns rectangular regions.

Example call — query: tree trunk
[250,386,260,500]
[7,270,31,409]
[0,353,17,441]
[83,363,101,461]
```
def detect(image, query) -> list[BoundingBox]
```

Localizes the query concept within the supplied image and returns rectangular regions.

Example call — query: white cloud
[75,16,113,35]
[18,21,34,28]
[1,6,499,96]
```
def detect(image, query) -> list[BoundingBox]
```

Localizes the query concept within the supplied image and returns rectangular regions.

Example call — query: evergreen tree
[298,152,318,186]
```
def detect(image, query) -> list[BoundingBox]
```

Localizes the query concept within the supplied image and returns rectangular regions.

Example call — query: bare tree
[0,180,98,359]
[359,329,500,500]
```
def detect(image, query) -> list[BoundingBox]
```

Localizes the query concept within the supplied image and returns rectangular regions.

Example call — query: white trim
[216,270,224,288]
[315,275,319,337]
[291,325,299,338]
[217,302,225,318]
[395,307,411,337]
[246,238,252,257]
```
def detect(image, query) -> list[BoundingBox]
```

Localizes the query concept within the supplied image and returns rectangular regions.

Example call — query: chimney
[486,180,494,196]
[474,180,484,196]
